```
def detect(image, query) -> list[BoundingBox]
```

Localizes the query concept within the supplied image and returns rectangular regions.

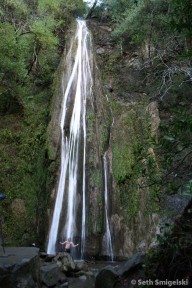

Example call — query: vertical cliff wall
[47,19,161,259]
[85,20,161,258]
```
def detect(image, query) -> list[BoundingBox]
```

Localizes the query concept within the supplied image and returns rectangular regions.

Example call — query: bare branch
[159,64,192,100]
[86,0,98,19]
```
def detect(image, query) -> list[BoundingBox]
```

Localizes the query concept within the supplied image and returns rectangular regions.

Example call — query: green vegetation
[93,0,192,279]
[0,0,85,114]
[0,0,85,245]
[1,0,192,271]
[112,143,134,184]
[99,0,191,41]
[98,0,192,95]
[97,0,169,46]
[93,0,192,215]
[111,103,160,221]
[90,169,102,189]
[145,207,192,281]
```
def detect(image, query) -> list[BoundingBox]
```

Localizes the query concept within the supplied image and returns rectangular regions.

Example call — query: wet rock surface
[95,252,145,288]
[0,248,96,288]
[40,262,66,287]
[163,194,192,217]
[95,266,119,288]
[0,247,40,288]
[0,247,146,288]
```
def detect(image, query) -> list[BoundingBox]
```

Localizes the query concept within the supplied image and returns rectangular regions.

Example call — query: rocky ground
[0,247,145,288]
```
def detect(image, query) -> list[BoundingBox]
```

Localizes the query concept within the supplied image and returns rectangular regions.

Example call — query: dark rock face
[40,262,65,287]
[117,252,145,276]
[53,252,75,273]
[95,266,118,288]
[0,248,95,288]
[95,252,145,288]
[0,247,40,288]
[163,194,192,217]
[47,19,192,262]
[0,246,145,288]
[47,19,161,260]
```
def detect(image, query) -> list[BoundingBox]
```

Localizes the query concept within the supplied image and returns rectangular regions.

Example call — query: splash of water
[47,20,93,256]
[103,151,114,261]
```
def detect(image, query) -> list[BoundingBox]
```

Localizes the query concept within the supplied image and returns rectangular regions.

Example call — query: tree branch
[139,149,192,189]
[86,0,98,19]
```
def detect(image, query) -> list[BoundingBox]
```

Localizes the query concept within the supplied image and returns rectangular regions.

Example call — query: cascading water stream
[47,20,93,257]
[103,151,114,261]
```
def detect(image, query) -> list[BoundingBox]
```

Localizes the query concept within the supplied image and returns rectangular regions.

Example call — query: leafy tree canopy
[0,0,85,112]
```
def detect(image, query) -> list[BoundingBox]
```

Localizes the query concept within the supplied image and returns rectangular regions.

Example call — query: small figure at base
[60,238,79,254]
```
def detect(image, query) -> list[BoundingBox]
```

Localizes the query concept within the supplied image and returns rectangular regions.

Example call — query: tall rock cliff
[47,19,161,259]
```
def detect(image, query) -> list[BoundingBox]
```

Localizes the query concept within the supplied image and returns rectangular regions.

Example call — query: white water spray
[47,20,93,256]
[103,151,114,261]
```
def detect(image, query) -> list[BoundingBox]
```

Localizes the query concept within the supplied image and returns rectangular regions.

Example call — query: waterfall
[103,151,114,261]
[47,20,93,257]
